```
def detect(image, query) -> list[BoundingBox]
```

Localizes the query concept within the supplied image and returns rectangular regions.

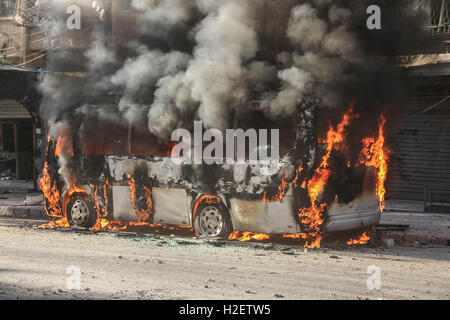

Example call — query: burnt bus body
[44,101,380,239]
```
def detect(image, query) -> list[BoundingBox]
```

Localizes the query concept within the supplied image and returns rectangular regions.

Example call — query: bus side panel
[229,190,301,234]
[324,166,381,232]
[152,187,191,226]
[112,186,138,222]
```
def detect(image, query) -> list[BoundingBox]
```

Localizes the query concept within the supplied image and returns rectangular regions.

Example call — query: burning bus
[40,97,388,248]
[34,0,399,247]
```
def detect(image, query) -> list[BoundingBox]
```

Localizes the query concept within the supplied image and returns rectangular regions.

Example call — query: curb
[378,230,449,246]
[0,205,49,220]
[0,206,14,217]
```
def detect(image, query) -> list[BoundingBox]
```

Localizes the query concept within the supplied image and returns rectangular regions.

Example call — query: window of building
[119,0,131,10]
[0,0,17,17]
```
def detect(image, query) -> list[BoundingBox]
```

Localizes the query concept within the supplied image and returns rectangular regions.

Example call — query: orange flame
[193,194,221,219]
[281,233,307,239]
[263,175,289,202]
[40,135,72,228]
[359,113,389,211]
[39,136,63,217]
[90,179,111,221]
[39,161,62,217]
[54,137,62,157]
[103,179,110,217]
[54,135,74,157]
[347,232,370,245]
[228,231,316,243]
[228,231,270,242]
[39,180,88,229]
[299,105,359,248]
[65,180,89,198]
[292,165,304,188]
[90,219,193,232]
[91,184,101,219]
[228,105,360,248]
[128,175,152,223]
[90,181,110,219]
[91,219,129,231]
[39,217,70,228]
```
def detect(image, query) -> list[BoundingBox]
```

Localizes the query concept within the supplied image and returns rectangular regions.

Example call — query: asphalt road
[0,217,449,300]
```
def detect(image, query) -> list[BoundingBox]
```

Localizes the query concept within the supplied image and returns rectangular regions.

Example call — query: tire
[66,193,97,228]
[194,203,232,240]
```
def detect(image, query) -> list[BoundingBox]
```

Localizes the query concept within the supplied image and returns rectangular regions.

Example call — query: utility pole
[439,0,446,26]
[21,25,29,65]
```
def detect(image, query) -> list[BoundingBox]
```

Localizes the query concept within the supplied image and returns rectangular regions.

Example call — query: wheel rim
[71,199,90,226]
[198,206,224,237]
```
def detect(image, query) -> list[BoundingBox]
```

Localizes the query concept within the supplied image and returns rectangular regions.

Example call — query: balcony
[424,0,450,36]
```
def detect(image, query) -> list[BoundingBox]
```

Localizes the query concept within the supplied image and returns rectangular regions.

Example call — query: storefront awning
[0,100,31,119]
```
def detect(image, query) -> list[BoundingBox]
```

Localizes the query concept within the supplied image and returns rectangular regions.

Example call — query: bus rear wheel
[194,204,232,240]
[66,194,97,228]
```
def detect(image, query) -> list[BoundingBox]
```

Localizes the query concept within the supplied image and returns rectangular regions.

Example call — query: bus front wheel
[194,204,232,240]
[66,194,97,229]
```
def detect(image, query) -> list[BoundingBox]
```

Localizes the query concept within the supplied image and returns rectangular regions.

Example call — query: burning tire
[194,204,232,240]
[66,194,97,228]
